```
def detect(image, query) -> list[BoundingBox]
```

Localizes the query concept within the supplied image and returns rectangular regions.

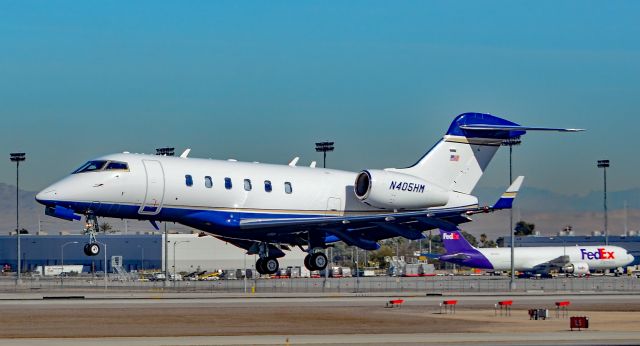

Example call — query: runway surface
[3,332,640,346]
[0,293,638,345]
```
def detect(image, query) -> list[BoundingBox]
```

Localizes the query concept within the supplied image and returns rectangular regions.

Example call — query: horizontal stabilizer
[439,253,472,261]
[460,124,584,132]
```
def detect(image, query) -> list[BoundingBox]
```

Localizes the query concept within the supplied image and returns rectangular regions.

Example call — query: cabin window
[224,177,232,190]
[264,180,272,192]
[185,175,193,187]
[284,182,293,194]
[204,176,213,188]
[244,179,252,191]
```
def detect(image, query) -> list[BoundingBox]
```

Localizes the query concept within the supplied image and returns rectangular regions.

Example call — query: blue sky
[1,1,639,195]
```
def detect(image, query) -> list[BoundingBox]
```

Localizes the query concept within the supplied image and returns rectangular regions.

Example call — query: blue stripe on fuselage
[36,199,478,233]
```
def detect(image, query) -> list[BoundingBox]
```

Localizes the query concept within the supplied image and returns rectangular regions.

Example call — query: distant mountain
[473,186,640,213]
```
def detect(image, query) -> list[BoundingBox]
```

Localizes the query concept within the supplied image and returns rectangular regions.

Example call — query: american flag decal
[450,154,460,161]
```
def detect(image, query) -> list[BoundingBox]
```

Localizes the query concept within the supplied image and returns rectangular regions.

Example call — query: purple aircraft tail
[440,229,476,253]
[438,229,495,269]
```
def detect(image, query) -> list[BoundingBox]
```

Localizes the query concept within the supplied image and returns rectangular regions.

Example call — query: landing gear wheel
[84,243,100,256]
[256,258,266,275]
[263,258,279,275]
[304,255,312,271]
[309,252,328,271]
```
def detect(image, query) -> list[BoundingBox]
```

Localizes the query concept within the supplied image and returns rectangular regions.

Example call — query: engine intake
[354,170,449,210]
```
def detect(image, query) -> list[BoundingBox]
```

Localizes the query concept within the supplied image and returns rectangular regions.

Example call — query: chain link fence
[1,275,639,293]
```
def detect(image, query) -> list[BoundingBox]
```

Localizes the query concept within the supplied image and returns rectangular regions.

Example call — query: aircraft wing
[530,255,571,273]
[238,208,461,231]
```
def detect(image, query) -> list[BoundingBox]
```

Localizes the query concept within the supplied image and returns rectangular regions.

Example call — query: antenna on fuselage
[289,157,299,166]
[180,149,191,158]
[310,161,317,168]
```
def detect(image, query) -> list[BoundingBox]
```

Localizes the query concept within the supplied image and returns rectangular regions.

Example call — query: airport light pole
[156,147,175,287]
[501,137,521,291]
[315,141,334,169]
[597,160,610,245]
[10,152,25,285]
[315,142,335,285]
[173,240,190,285]
[60,241,78,286]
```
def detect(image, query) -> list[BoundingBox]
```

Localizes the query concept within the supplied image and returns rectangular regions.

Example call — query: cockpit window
[72,160,129,174]
[72,160,108,174]
[105,161,129,171]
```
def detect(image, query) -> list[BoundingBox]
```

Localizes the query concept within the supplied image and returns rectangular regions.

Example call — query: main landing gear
[82,214,101,256]
[304,251,328,272]
[255,243,280,275]
[252,243,328,275]
[256,257,279,275]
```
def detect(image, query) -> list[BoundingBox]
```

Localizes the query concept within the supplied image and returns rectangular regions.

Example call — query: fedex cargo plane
[35,112,581,275]
[438,229,634,274]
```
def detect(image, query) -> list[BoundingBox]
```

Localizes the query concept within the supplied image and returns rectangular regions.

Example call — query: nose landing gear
[84,242,101,256]
[83,214,101,256]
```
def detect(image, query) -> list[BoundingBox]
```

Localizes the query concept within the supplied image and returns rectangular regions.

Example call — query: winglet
[492,176,525,210]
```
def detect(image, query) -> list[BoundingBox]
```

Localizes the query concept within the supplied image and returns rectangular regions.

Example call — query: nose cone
[36,186,57,206]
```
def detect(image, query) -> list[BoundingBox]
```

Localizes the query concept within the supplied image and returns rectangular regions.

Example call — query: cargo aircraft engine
[563,262,590,275]
[354,169,449,210]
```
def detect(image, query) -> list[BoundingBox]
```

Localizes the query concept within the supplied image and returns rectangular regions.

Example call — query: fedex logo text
[442,232,460,240]
[580,248,615,260]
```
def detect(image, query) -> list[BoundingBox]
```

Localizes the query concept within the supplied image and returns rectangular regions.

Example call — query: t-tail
[389,112,582,195]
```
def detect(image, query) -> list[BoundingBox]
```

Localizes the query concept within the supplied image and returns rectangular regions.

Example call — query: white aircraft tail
[389,113,582,194]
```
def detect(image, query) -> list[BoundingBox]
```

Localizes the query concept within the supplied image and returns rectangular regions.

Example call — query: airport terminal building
[0,233,306,274]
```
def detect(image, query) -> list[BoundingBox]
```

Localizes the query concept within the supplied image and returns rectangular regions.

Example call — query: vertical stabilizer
[440,229,476,253]
[390,113,523,194]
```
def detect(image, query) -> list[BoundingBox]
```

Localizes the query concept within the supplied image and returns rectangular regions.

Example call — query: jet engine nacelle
[354,169,449,210]
[563,262,590,275]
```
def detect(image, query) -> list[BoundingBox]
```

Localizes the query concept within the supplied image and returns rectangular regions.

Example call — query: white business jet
[36,112,581,274]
